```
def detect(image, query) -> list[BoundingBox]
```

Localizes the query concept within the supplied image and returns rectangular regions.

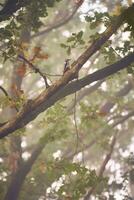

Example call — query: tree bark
[4,143,44,200]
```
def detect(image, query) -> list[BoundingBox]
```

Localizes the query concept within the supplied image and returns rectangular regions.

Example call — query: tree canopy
[0,0,134,200]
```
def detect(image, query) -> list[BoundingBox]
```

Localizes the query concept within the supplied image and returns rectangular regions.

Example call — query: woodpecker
[63,59,71,74]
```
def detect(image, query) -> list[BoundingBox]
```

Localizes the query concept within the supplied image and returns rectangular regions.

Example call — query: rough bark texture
[0,52,134,138]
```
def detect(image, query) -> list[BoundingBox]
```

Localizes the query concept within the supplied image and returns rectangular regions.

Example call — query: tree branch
[99,78,133,115]
[0,51,134,138]
[32,0,81,39]
[4,109,134,200]
[84,132,117,200]
[57,52,134,99]
[65,109,134,161]
[0,4,134,138]
[67,80,103,113]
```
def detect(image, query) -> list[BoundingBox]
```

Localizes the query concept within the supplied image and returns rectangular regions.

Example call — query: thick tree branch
[0,4,134,138]
[4,130,64,200]
[57,52,134,98]
[3,142,46,200]
[0,51,134,138]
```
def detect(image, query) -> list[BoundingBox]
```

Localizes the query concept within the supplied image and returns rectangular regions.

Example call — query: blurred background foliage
[0,0,134,200]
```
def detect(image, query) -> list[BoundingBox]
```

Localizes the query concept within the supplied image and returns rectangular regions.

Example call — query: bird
[63,59,71,74]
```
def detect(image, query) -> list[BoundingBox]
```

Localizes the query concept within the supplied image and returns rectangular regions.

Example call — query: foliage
[0,1,134,200]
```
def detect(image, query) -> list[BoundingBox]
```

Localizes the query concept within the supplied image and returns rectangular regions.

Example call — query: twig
[67,80,103,114]
[0,86,18,112]
[74,90,80,152]
[18,55,50,88]
[43,73,62,77]
[73,79,85,163]
[84,132,117,200]
[0,86,10,98]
